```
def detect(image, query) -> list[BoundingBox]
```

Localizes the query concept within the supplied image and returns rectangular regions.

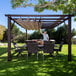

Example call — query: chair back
[12,42,20,53]
[43,41,54,53]
[27,41,38,53]
[12,42,17,48]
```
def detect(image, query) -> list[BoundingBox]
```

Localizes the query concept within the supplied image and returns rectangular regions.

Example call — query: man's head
[43,31,47,34]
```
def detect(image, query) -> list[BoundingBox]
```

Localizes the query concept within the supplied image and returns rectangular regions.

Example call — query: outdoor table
[38,44,44,50]
[25,40,55,50]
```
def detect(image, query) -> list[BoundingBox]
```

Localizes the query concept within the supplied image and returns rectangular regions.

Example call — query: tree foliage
[2,23,30,43]
[2,24,22,42]
[29,31,43,40]
[11,0,76,15]
[13,33,30,43]
[54,25,68,43]
[0,25,6,40]
[11,23,24,42]
[11,24,22,38]
[10,23,30,43]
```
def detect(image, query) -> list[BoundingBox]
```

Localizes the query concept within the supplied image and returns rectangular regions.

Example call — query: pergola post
[26,29,28,40]
[68,15,72,61]
[7,16,12,61]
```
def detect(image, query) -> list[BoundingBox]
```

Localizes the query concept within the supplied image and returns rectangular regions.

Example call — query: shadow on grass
[0,47,76,76]
[0,47,7,56]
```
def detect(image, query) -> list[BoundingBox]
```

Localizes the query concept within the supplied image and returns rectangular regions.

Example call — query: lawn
[0,44,76,76]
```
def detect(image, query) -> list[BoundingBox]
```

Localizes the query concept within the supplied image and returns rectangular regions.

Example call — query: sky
[0,0,76,33]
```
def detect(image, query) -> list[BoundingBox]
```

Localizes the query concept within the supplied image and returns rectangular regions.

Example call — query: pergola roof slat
[15,18,41,30]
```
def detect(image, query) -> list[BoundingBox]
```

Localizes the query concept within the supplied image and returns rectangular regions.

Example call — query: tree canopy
[11,0,76,15]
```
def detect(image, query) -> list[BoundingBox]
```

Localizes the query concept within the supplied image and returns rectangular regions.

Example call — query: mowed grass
[0,44,76,76]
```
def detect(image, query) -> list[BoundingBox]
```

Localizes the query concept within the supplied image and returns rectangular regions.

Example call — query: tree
[55,25,68,43]
[2,29,8,42]
[29,31,43,40]
[11,23,23,41]
[11,0,76,15]
[3,23,30,43]
[53,24,76,44]
[11,24,22,37]
[11,23,31,43]
[0,25,6,41]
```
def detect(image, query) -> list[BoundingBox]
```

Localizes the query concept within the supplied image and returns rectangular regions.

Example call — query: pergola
[5,14,73,61]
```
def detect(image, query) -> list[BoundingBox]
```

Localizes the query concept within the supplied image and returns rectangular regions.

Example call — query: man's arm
[40,29,43,34]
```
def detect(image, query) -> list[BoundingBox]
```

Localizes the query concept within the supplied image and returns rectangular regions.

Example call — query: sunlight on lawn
[0,44,76,76]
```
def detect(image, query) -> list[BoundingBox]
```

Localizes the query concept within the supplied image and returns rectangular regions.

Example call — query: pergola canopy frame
[5,14,73,61]
[6,14,71,30]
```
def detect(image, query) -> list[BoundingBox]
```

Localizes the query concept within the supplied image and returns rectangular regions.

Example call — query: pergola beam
[11,18,26,29]
[26,29,28,40]
[14,19,63,22]
[5,14,73,17]
[49,17,69,29]
[13,18,66,20]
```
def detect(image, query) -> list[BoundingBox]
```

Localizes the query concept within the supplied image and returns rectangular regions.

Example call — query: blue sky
[0,0,76,33]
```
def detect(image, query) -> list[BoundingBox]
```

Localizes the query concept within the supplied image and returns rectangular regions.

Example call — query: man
[42,31,49,41]
[40,30,54,56]
[39,30,49,45]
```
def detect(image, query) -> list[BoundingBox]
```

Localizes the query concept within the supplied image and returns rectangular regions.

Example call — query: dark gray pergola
[5,14,73,61]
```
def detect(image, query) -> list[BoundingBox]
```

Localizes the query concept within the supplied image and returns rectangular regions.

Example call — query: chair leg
[56,51,58,55]
[27,52,28,61]
[43,52,44,61]
[16,51,21,56]
[37,53,38,60]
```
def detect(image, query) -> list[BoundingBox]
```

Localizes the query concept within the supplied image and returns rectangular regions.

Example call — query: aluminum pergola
[5,14,73,61]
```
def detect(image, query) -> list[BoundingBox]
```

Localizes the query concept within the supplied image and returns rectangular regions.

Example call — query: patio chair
[54,41,64,55]
[12,42,26,56]
[42,41,54,60]
[26,41,39,60]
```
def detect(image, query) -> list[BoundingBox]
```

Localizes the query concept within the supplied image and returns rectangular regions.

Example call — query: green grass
[0,44,76,76]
